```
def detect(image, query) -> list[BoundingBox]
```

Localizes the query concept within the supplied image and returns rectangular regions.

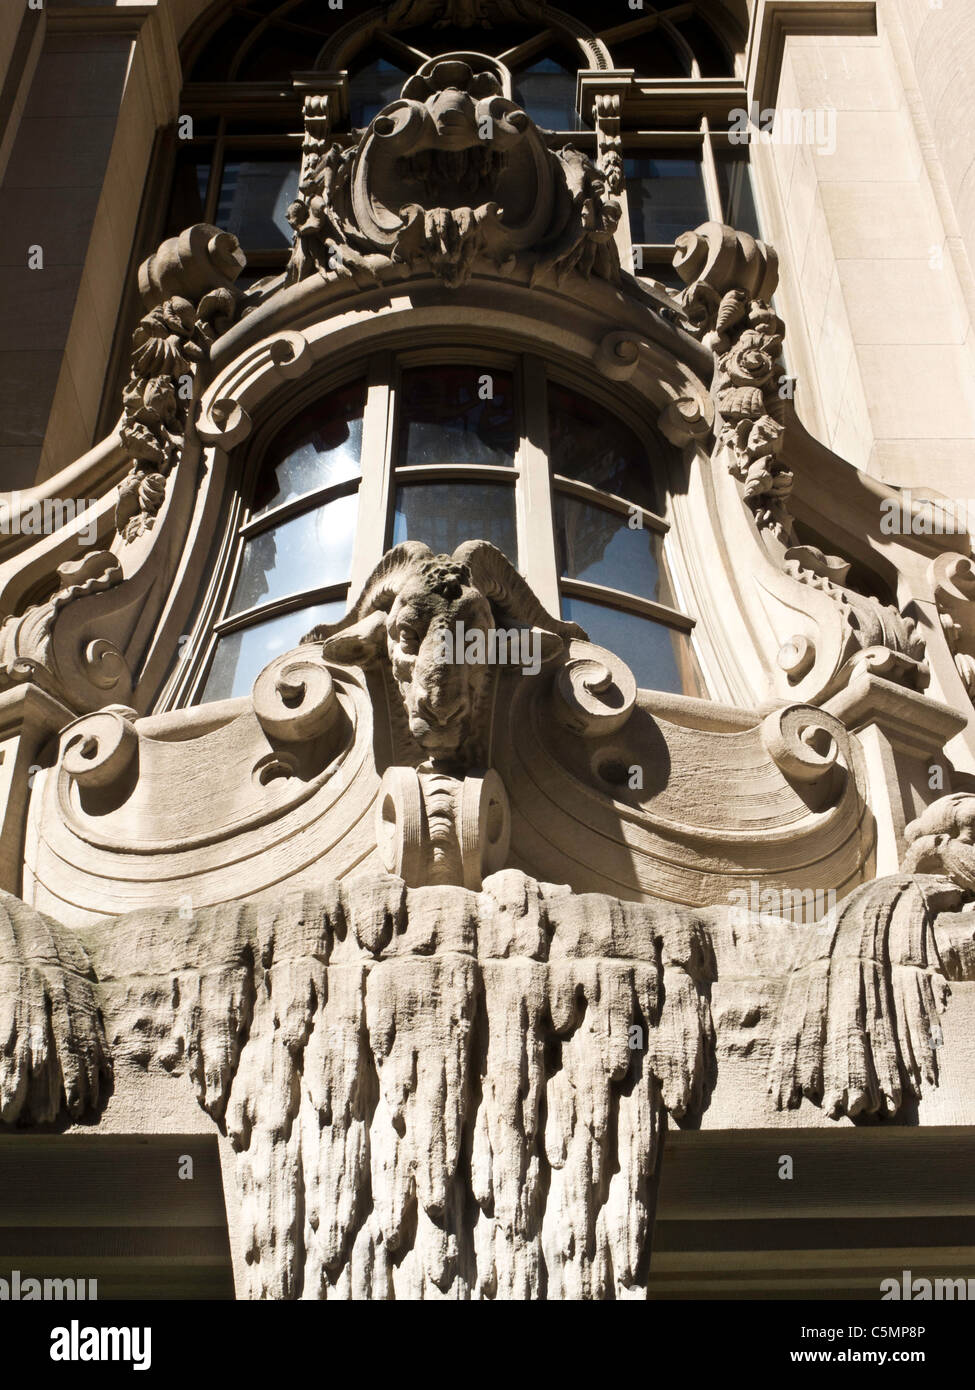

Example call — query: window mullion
[205,119,226,225]
[348,352,395,603]
[519,356,561,615]
[700,116,723,223]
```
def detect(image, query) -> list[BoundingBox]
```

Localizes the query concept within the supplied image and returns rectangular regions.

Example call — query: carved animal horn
[452,540,587,640]
[302,541,434,643]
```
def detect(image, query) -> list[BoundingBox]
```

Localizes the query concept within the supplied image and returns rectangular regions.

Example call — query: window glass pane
[349,55,410,127]
[555,494,668,604]
[625,153,708,245]
[189,14,259,82]
[396,22,530,57]
[253,382,366,515]
[217,155,300,250]
[608,30,690,78]
[512,55,579,130]
[393,481,517,563]
[560,596,705,697]
[228,494,358,616]
[166,151,210,237]
[398,367,516,467]
[548,385,657,510]
[672,15,734,77]
[632,251,686,290]
[202,601,346,703]
[235,28,309,82]
[714,150,761,240]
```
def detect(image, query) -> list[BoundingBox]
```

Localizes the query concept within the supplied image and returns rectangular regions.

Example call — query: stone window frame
[625,124,763,287]
[167,346,700,710]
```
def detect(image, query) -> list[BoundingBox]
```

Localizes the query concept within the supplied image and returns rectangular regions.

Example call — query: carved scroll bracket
[554,644,637,738]
[196,331,313,448]
[761,703,846,811]
[0,552,133,711]
[672,222,791,541]
[593,331,713,444]
[376,764,510,890]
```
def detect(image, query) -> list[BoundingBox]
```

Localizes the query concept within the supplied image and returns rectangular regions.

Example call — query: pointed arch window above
[349,54,414,129]
[511,52,581,131]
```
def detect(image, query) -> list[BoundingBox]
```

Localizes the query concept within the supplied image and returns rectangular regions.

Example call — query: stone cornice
[745,0,878,109]
[46,4,155,36]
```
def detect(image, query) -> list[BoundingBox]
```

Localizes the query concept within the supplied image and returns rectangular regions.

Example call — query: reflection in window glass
[202,600,346,703]
[253,382,366,515]
[714,150,761,240]
[217,157,300,249]
[398,368,516,467]
[560,596,705,697]
[349,55,410,127]
[548,386,657,510]
[625,153,709,245]
[228,493,358,616]
[512,55,580,130]
[393,481,518,562]
[555,495,666,603]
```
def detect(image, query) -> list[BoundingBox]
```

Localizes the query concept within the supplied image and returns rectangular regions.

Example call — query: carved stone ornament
[6,790,975,1295]
[930,552,975,704]
[778,544,928,697]
[673,222,792,540]
[116,225,246,542]
[0,552,131,705]
[285,60,622,290]
[26,541,874,922]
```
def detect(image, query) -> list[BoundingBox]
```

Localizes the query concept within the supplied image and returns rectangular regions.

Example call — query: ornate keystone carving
[285,60,621,290]
[385,0,542,24]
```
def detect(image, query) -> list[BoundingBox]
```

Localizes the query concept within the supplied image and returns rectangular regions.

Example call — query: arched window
[511,50,581,131]
[147,1,752,302]
[348,53,413,129]
[178,355,704,707]
[200,381,366,703]
[546,386,702,694]
[601,4,735,79]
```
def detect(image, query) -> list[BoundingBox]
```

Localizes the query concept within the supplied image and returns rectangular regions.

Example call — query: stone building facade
[1,0,975,1300]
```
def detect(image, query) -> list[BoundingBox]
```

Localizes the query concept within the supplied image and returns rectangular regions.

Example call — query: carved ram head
[903,793,975,895]
[304,540,584,767]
